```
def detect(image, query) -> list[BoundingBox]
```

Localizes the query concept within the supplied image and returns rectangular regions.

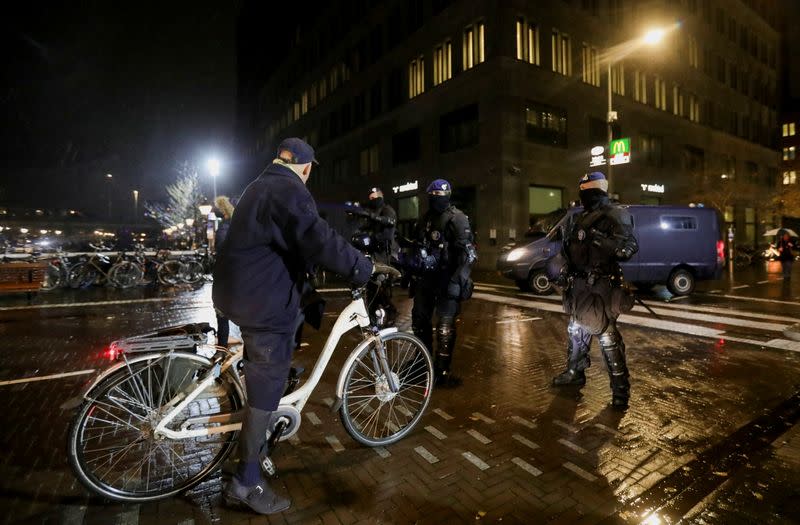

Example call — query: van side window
[659,216,697,230]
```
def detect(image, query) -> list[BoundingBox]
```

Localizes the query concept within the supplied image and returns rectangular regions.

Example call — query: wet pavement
[1,261,799,524]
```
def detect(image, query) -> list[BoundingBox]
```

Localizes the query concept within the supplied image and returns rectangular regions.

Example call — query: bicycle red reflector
[716,240,725,262]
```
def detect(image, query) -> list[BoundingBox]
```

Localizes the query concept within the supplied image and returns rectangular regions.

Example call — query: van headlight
[506,247,528,262]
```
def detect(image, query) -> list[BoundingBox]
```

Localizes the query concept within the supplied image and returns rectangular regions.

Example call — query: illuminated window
[784,122,797,137]
[433,41,452,86]
[783,123,789,136]
[611,63,625,95]
[672,85,684,117]
[783,171,797,185]
[551,29,571,76]
[784,147,797,160]
[581,43,599,86]
[309,83,317,108]
[654,76,667,110]
[515,18,540,65]
[301,91,308,115]
[688,94,700,122]
[793,123,797,136]
[408,55,425,98]
[293,101,300,121]
[318,77,327,100]
[688,35,699,68]
[634,70,647,104]
[463,21,485,70]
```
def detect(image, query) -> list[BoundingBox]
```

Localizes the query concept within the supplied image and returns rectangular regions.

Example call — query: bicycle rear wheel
[109,261,144,288]
[157,260,182,286]
[339,332,433,447]
[68,262,98,289]
[42,262,65,291]
[180,260,205,284]
[67,352,243,502]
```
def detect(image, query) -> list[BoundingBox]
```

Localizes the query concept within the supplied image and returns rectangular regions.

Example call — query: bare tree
[144,162,204,228]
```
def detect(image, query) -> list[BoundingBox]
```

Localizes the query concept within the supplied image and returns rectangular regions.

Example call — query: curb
[784,323,800,342]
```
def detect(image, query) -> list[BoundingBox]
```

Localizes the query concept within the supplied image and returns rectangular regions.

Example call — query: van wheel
[667,269,695,296]
[528,270,553,295]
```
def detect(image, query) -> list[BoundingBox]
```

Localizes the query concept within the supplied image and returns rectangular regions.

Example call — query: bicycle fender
[332,327,399,413]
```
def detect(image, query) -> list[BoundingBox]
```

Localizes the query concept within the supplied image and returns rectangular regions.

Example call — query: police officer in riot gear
[553,172,638,409]
[410,179,477,385]
[362,187,398,263]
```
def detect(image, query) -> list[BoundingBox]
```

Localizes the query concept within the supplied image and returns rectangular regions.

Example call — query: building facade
[238,0,781,267]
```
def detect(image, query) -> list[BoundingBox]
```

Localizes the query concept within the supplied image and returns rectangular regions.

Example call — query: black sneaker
[611,395,629,410]
[434,371,462,388]
[551,369,586,387]
[224,477,290,515]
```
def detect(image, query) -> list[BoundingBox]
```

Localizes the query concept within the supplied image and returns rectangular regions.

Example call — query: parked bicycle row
[2,244,214,290]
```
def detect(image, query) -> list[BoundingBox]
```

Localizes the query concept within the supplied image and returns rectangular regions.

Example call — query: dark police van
[497,205,725,296]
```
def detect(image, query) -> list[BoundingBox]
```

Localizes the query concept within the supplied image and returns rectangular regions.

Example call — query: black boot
[600,325,630,409]
[552,320,591,387]
[552,369,586,386]
[434,316,461,387]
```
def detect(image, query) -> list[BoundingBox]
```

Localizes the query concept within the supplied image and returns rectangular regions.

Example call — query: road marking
[318,288,350,293]
[0,369,95,387]
[558,438,587,454]
[397,405,413,418]
[288,434,301,445]
[700,294,800,306]
[496,317,542,324]
[667,295,690,301]
[594,423,622,436]
[636,306,788,332]
[462,451,491,471]
[433,408,454,421]
[512,457,542,477]
[374,446,391,458]
[757,280,771,284]
[306,412,322,426]
[709,290,721,293]
[325,435,345,452]
[472,411,496,424]
[563,462,598,482]
[0,297,182,312]
[424,425,447,440]
[115,506,140,525]
[475,282,520,291]
[177,520,195,525]
[61,505,87,525]
[512,433,540,450]
[467,429,492,444]
[554,419,580,433]
[322,397,334,407]
[639,300,800,323]
[510,415,537,429]
[414,446,439,464]
[731,284,750,290]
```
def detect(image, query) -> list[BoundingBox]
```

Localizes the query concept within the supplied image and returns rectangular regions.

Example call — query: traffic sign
[609,138,631,165]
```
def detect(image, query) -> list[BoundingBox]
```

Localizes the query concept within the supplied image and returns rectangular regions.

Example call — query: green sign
[609,138,631,165]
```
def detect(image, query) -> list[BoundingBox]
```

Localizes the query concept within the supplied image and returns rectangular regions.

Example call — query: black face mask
[367,197,383,210]
[429,195,450,214]
[579,188,609,210]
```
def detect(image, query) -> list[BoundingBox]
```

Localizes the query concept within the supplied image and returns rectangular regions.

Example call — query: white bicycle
[66,264,433,502]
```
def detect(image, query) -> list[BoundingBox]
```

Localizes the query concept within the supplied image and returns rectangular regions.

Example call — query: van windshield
[546,213,569,241]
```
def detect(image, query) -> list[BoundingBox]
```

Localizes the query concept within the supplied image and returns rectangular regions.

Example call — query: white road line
[510,415,537,430]
[0,369,95,386]
[594,423,622,436]
[115,506,140,525]
[288,434,301,445]
[701,294,800,306]
[397,405,414,418]
[0,297,182,312]
[667,295,690,301]
[424,425,447,440]
[306,412,322,426]
[731,285,750,290]
[512,434,540,450]
[177,520,195,525]
[563,462,598,482]
[433,408,454,421]
[325,435,345,452]
[512,457,542,477]
[496,317,542,324]
[61,505,87,525]
[414,446,439,464]
[558,438,587,454]
[322,397,334,407]
[640,300,799,323]
[471,411,496,424]
[466,429,492,444]
[636,306,788,332]
[462,451,491,471]
[757,280,771,284]
[318,288,350,293]
[374,446,391,458]
[475,282,520,291]
[554,420,580,433]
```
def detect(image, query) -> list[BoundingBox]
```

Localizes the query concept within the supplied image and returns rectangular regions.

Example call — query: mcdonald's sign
[609,138,631,165]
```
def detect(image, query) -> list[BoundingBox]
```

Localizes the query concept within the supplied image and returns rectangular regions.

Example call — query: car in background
[496,205,725,296]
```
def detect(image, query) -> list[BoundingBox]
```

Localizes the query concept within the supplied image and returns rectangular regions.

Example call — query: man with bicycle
[213,138,373,515]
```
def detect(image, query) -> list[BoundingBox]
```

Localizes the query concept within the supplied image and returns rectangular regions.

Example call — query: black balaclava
[429,195,450,214]
[367,197,384,210]
[578,188,609,210]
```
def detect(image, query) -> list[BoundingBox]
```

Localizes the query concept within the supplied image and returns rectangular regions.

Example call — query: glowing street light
[207,157,221,200]
[133,190,139,221]
[642,28,667,46]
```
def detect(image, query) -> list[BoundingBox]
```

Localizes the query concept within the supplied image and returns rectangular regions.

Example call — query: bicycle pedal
[261,456,277,477]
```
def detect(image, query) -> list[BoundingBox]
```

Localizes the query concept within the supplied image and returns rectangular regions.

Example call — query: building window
[392,127,421,165]
[525,102,567,147]
[783,146,797,160]
[440,104,479,153]
[688,94,700,122]
[688,35,699,68]
[611,63,625,95]
[783,122,796,137]
[515,18,540,65]
[408,55,425,98]
[672,85,684,117]
[293,101,300,121]
[640,135,663,166]
[744,207,755,244]
[634,70,647,104]
[581,44,600,86]
[463,21,485,71]
[529,186,563,217]
[359,145,379,176]
[433,41,452,86]
[724,205,734,223]
[301,91,308,115]
[309,83,317,108]
[784,171,797,185]
[318,77,327,101]
[654,77,667,110]
[551,30,571,76]
[397,195,419,221]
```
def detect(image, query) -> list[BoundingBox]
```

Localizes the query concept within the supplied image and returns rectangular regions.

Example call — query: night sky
[2,1,238,217]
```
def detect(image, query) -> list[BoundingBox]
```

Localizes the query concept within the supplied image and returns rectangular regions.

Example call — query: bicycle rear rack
[109,322,214,355]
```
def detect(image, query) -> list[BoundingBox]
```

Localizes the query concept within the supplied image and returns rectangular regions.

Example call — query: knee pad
[437,316,455,338]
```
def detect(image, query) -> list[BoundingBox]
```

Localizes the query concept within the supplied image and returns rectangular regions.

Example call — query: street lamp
[133,190,139,222]
[105,173,113,220]
[198,201,214,252]
[207,157,220,201]
[605,26,670,195]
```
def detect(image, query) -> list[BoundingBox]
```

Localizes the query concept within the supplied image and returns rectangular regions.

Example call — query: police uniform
[553,172,638,408]
[361,187,398,324]
[410,179,477,383]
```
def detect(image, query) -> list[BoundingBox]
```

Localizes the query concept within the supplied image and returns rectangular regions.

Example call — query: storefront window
[529,186,562,216]
[396,195,419,238]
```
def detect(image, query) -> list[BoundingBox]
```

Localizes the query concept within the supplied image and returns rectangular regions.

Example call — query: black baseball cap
[277,138,319,165]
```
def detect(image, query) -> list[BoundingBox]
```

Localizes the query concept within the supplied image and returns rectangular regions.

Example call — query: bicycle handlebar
[371,263,402,280]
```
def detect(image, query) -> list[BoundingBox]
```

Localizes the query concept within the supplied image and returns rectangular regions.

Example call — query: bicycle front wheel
[67,352,243,502]
[68,262,98,289]
[339,332,433,447]
[42,262,64,291]
[109,261,144,288]
[156,260,181,286]
[180,260,205,284]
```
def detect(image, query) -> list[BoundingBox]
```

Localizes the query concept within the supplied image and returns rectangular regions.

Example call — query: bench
[0,261,48,295]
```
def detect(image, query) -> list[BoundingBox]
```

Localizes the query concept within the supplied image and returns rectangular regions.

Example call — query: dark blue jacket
[212,163,372,332]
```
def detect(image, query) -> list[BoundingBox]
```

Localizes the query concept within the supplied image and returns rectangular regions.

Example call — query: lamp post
[207,158,220,201]
[185,218,195,248]
[605,27,667,195]
[105,173,113,220]
[198,202,214,252]
[132,190,139,222]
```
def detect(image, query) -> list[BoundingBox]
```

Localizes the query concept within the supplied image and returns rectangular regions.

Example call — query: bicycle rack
[109,323,214,355]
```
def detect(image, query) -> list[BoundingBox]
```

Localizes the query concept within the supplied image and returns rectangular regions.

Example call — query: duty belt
[568,271,621,286]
